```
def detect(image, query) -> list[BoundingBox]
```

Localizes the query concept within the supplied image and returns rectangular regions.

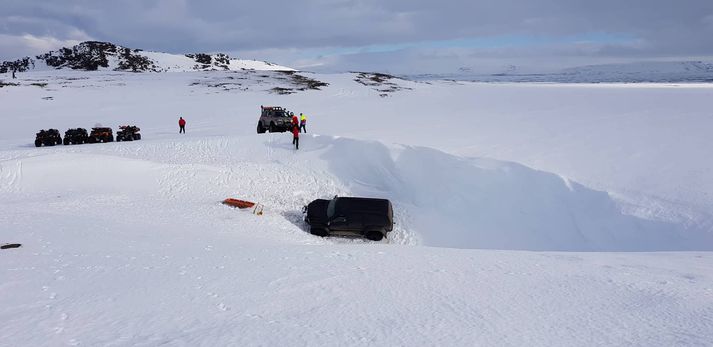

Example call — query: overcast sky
[1,0,712,73]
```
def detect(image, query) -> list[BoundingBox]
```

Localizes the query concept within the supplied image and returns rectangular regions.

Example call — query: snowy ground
[1,70,712,345]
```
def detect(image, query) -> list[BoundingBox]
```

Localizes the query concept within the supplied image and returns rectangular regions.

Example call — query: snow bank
[315,137,713,251]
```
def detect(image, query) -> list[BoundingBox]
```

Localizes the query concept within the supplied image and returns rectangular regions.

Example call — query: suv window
[327,198,337,218]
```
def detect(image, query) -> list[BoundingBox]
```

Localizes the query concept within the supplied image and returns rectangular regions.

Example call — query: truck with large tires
[63,128,88,145]
[257,105,293,133]
[116,125,141,141]
[87,127,114,143]
[35,129,62,147]
[303,196,394,241]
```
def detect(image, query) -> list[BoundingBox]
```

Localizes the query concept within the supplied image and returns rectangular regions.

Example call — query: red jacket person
[292,124,299,150]
[178,117,186,134]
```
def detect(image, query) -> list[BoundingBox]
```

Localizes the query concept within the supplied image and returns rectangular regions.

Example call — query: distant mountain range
[408,61,713,83]
[3,41,713,83]
[0,41,294,73]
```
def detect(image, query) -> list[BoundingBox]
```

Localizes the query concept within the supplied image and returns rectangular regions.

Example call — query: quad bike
[63,128,89,145]
[35,129,62,147]
[87,127,114,143]
[116,125,141,142]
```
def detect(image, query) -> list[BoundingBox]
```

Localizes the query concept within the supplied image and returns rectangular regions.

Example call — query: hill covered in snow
[0,41,294,73]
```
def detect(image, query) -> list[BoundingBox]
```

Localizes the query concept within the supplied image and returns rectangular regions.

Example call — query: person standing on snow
[292,123,300,150]
[178,117,186,134]
[299,113,307,133]
[291,112,299,129]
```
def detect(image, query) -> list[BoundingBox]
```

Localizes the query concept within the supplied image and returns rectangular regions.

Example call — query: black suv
[257,105,293,133]
[304,196,394,241]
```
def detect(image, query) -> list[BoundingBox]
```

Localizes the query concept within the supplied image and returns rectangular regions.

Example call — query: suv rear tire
[310,227,328,237]
[365,230,384,241]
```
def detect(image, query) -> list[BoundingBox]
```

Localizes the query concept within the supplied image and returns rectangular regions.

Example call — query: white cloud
[0,33,90,60]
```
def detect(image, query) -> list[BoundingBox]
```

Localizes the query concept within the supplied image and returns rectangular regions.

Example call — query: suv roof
[261,106,290,116]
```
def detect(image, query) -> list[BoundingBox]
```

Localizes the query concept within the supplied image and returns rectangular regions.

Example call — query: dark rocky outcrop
[354,72,411,97]
[34,41,158,72]
[117,47,157,72]
[38,41,115,70]
[213,53,230,69]
[0,57,34,73]
[186,52,232,70]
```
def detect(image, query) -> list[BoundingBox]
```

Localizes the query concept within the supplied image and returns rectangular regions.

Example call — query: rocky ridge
[1,41,292,73]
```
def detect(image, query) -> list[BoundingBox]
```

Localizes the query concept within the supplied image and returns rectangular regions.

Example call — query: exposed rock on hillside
[185,52,232,70]
[1,41,293,73]
[354,72,411,97]
[0,57,34,73]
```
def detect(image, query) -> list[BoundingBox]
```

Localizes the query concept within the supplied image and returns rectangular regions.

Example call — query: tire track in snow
[0,159,23,193]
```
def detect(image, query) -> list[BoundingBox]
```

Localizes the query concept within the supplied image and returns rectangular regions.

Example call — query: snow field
[2,227,712,345]
[1,70,713,345]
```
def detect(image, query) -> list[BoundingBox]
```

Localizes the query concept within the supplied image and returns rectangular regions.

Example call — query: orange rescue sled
[222,198,256,209]
[222,198,264,215]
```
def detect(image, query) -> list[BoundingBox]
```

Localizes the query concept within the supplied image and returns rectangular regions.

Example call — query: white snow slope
[1,70,712,346]
[140,51,295,72]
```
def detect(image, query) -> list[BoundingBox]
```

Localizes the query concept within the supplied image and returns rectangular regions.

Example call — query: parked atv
[35,129,62,147]
[63,128,89,145]
[116,125,141,142]
[87,127,114,143]
[257,105,293,133]
[304,196,394,241]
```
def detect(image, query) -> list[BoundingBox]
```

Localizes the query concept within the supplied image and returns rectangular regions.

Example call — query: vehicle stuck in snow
[304,196,393,241]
